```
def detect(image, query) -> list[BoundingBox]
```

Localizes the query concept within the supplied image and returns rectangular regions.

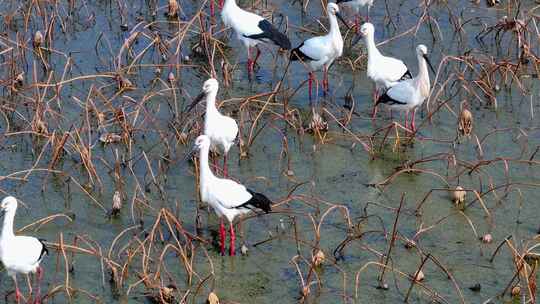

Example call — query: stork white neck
[205,90,219,115]
[198,141,215,192]
[328,13,341,38]
[414,53,431,99]
[1,207,16,241]
[364,32,382,60]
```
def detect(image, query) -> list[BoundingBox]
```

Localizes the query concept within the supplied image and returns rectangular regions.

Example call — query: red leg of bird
[35,267,43,304]
[219,0,223,9]
[13,278,21,304]
[219,219,226,256]
[223,154,228,178]
[229,222,236,256]
[308,72,314,101]
[411,108,416,132]
[354,15,360,33]
[210,0,214,17]
[323,68,329,95]
[253,47,261,68]
[404,110,409,130]
[247,47,253,74]
[371,89,379,119]
[212,154,218,173]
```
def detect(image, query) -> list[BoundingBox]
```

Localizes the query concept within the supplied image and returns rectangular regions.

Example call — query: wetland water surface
[0,0,539,303]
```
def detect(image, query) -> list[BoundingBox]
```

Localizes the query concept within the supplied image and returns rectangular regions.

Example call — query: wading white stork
[375,44,435,132]
[0,196,48,304]
[354,22,412,115]
[290,3,350,99]
[190,135,272,256]
[221,0,291,74]
[187,78,238,177]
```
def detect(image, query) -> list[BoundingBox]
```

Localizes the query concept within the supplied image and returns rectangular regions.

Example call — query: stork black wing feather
[376,92,407,106]
[244,20,291,50]
[400,70,412,80]
[235,189,272,213]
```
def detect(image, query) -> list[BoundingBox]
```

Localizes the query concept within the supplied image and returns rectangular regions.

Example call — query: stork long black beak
[423,54,436,74]
[351,33,363,46]
[336,12,350,31]
[185,91,206,113]
[180,145,197,165]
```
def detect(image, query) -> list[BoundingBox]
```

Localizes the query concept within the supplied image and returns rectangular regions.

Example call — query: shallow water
[0,0,539,303]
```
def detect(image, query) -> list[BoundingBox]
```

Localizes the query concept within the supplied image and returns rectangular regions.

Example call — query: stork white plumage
[354,23,412,115]
[192,135,272,256]
[0,196,48,304]
[336,0,373,31]
[375,44,435,132]
[187,78,238,177]
[221,0,291,74]
[291,3,350,99]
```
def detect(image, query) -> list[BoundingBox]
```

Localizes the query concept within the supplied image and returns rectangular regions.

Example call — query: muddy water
[0,0,539,303]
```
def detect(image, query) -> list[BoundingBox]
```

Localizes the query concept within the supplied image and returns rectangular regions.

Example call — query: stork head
[186,78,220,112]
[194,135,211,150]
[202,78,219,94]
[416,44,436,74]
[0,196,17,213]
[359,22,374,37]
[416,44,428,56]
[327,3,340,15]
[351,22,374,46]
[328,3,350,30]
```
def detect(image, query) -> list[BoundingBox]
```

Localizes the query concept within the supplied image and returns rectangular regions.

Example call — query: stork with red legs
[0,196,48,304]
[186,78,237,177]
[290,3,350,100]
[189,135,272,256]
[221,0,291,74]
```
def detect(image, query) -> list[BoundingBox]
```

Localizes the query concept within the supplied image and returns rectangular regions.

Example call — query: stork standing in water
[354,23,412,116]
[291,3,350,99]
[186,78,238,177]
[0,196,48,304]
[336,0,373,32]
[189,135,272,256]
[375,44,435,132]
[221,0,291,74]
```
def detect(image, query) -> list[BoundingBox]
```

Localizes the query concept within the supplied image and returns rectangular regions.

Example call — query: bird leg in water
[219,219,226,256]
[212,154,219,172]
[12,276,21,304]
[253,47,262,69]
[404,110,409,130]
[308,72,315,101]
[366,7,370,22]
[323,67,329,95]
[247,47,254,74]
[223,154,228,178]
[411,108,417,132]
[25,275,32,300]
[35,266,43,304]
[229,222,236,256]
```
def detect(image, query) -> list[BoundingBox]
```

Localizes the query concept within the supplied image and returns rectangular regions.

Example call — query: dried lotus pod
[312,250,325,267]
[33,31,43,48]
[452,186,466,204]
[308,110,328,133]
[207,291,219,304]
[168,0,179,18]
[458,108,473,138]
